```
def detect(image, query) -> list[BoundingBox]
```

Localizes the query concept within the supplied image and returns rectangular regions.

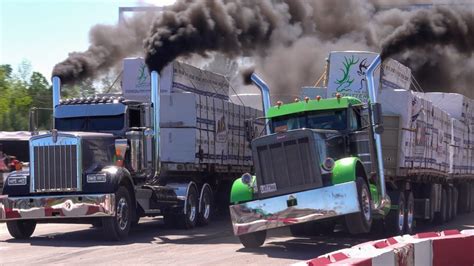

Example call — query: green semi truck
[229,54,474,248]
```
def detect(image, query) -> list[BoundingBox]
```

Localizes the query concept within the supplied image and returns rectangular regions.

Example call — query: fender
[332,157,366,185]
[2,170,30,196]
[82,166,134,194]
[230,175,255,204]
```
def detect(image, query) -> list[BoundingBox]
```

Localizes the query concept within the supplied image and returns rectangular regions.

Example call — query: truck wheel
[434,188,448,224]
[197,184,213,226]
[6,220,36,239]
[386,191,405,235]
[404,191,415,235]
[238,230,266,248]
[344,177,372,234]
[102,186,132,240]
[176,185,198,229]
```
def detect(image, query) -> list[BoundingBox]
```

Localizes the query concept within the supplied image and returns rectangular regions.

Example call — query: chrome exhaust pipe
[150,71,161,178]
[250,73,271,134]
[52,76,61,117]
[366,55,390,209]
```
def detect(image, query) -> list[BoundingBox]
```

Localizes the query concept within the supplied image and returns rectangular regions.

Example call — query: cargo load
[122,57,229,102]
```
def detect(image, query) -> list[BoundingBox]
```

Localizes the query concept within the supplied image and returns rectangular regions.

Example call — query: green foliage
[0,64,53,131]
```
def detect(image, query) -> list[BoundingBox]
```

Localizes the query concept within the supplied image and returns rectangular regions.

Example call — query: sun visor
[55,104,127,118]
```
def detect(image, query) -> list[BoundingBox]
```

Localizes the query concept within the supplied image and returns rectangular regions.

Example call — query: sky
[0,0,175,82]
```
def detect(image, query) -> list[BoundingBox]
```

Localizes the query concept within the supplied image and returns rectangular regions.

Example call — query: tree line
[0,63,53,131]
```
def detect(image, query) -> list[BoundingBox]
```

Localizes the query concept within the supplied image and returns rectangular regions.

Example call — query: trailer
[0,58,263,240]
[229,51,474,247]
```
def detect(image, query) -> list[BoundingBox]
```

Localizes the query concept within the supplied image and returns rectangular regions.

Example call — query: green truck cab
[229,56,392,248]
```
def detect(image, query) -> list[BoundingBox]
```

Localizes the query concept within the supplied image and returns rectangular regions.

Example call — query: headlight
[321,157,335,171]
[241,173,253,186]
[86,173,107,183]
[7,175,27,186]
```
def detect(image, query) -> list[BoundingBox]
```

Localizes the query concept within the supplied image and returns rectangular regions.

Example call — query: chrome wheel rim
[188,194,197,222]
[202,192,211,219]
[407,197,414,230]
[398,202,405,232]
[361,187,371,221]
[116,197,129,231]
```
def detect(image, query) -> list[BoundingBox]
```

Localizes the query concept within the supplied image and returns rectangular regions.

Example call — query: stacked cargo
[417,92,473,175]
[122,58,263,167]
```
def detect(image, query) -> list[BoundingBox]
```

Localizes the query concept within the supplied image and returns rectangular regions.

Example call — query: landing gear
[6,220,37,239]
[238,230,267,248]
[434,188,448,224]
[345,177,372,234]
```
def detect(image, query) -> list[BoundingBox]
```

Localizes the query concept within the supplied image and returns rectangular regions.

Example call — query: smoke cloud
[54,0,473,98]
[52,12,156,84]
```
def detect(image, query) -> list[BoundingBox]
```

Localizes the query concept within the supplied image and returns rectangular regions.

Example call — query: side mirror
[371,103,383,126]
[374,125,384,134]
[29,107,39,135]
[244,120,254,142]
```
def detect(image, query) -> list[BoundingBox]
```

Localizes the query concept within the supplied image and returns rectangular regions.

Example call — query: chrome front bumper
[0,194,115,221]
[229,181,360,235]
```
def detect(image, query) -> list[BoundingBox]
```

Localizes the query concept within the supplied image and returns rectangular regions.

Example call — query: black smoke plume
[52,12,156,84]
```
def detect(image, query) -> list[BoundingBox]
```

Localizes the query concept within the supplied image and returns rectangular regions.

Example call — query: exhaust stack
[366,55,390,209]
[52,76,61,117]
[150,71,161,177]
[250,73,271,134]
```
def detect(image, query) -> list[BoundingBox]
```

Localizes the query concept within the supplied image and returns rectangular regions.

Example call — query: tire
[404,191,415,235]
[345,177,372,234]
[238,230,266,248]
[197,184,213,226]
[452,187,458,218]
[386,191,405,235]
[434,188,448,225]
[176,185,198,229]
[102,186,133,240]
[6,220,36,239]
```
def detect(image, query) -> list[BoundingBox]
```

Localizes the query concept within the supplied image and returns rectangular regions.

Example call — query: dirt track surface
[1,212,473,265]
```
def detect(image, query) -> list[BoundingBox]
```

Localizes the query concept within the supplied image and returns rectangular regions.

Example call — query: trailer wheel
[102,186,132,240]
[386,191,405,235]
[197,184,213,226]
[238,230,266,248]
[434,188,448,224]
[404,191,415,235]
[345,177,372,234]
[6,220,36,239]
[176,185,198,229]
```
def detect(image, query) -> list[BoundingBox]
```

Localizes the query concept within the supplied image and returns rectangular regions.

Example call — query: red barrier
[297,229,474,266]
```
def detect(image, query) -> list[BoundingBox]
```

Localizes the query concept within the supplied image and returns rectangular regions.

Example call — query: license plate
[260,183,277,194]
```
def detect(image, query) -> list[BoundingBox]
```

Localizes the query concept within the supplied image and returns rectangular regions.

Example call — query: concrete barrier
[296,229,474,266]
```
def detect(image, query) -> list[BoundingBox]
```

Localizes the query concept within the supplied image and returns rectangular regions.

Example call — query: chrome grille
[253,130,323,198]
[31,135,81,192]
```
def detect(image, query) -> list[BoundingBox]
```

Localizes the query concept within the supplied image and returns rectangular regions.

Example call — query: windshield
[271,109,347,133]
[55,115,125,131]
